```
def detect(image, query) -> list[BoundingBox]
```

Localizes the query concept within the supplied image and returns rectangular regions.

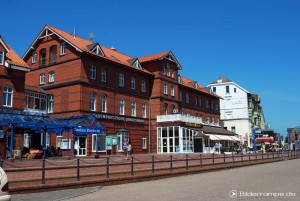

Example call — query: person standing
[122,138,129,160]
[127,142,133,159]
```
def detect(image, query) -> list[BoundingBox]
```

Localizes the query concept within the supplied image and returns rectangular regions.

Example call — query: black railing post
[241,152,243,163]
[223,153,225,164]
[200,154,202,168]
[152,155,155,174]
[232,152,235,165]
[0,158,3,168]
[262,151,264,160]
[248,152,251,162]
[77,158,80,181]
[212,153,215,166]
[255,151,257,162]
[106,157,109,178]
[267,152,269,160]
[273,151,274,160]
[42,157,45,184]
[131,157,134,176]
[170,155,173,172]
[186,155,188,170]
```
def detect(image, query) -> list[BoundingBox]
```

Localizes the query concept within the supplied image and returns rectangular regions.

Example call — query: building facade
[207,77,265,147]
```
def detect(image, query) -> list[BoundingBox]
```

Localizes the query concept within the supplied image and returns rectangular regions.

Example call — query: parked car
[0,167,11,201]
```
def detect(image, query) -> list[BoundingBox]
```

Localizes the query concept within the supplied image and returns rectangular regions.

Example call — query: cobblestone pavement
[66,158,300,201]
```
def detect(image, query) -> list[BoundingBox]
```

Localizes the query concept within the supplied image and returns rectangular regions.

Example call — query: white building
[207,77,258,147]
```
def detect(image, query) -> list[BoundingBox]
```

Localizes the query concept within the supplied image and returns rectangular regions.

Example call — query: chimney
[110,45,116,51]
[73,28,76,38]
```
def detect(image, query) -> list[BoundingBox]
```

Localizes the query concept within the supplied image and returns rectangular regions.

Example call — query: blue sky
[2,0,300,136]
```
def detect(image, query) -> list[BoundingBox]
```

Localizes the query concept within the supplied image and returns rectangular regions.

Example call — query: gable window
[60,42,66,55]
[170,85,175,96]
[131,100,136,117]
[90,65,96,80]
[119,98,125,115]
[186,93,190,104]
[0,51,4,65]
[131,77,136,90]
[50,45,57,63]
[40,73,45,84]
[234,88,237,93]
[90,92,96,111]
[142,103,146,118]
[92,45,104,56]
[49,71,55,82]
[163,83,168,94]
[101,94,107,112]
[231,126,236,133]
[2,87,13,107]
[179,91,182,101]
[141,80,146,92]
[101,68,106,82]
[32,51,37,63]
[48,95,54,113]
[166,63,171,76]
[119,73,124,87]
[40,48,46,66]
[226,85,230,93]
[212,87,216,93]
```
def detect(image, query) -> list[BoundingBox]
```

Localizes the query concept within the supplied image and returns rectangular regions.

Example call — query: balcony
[157,114,203,124]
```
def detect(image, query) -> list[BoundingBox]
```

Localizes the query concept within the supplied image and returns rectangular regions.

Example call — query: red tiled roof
[179,75,220,98]
[0,36,30,68]
[139,51,170,63]
[46,25,152,75]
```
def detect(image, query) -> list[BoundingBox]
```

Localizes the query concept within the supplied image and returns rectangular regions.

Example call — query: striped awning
[229,136,241,141]
[205,134,220,140]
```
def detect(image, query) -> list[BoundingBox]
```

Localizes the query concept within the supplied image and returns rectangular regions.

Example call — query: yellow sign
[186,123,202,128]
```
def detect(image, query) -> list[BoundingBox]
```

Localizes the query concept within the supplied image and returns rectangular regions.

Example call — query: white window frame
[119,73,124,87]
[56,135,63,148]
[90,92,96,111]
[166,63,171,76]
[48,95,54,113]
[60,42,66,55]
[101,68,106,82]
[170,85,175,96]
[40,73,45,84]
[101,94,107,112]
[163,83,168,94]
[41,132,50,147]
[142,103,146,118]
[119,98,125,115]
[49,71,55,83]
[131,100,136,117]
[131,77,136,90]
[141,80,146,92]
[142,134,147,149]
[2,87,13,107]
[0,51,4,65]
[32,51,37,63]
[90,65,96,80]
[24,133,30,148]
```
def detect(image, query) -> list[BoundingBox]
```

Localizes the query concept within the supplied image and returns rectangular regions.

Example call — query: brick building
[21,24,234,156]
[0,36,30,157]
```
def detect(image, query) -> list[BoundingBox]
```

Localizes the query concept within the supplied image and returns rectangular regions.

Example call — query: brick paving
[2,151,299,195]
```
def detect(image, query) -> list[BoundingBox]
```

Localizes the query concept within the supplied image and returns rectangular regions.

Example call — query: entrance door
[75,137,86,156]
[194,138,203,153]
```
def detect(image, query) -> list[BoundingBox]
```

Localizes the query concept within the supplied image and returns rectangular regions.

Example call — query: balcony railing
[157,114,203,124]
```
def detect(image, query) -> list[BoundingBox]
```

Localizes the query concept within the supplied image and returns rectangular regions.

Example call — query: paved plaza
[12,158,300,201]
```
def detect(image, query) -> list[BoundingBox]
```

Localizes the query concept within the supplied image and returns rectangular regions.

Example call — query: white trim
[92,45,105,56]
[23,26,83,59]
[10,65,31,72]
[0,38,9,52]
[162,52,182,69]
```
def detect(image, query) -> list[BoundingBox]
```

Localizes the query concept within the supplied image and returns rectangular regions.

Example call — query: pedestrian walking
[127,142,133,159]
[123,138,129,160]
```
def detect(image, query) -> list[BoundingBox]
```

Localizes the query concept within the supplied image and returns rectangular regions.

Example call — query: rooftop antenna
[89,32,95,41]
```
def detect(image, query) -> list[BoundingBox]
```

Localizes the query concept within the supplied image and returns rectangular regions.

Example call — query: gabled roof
[178,75,220,98]
[0,36,30,70]
[210,76,232,84]
[25,85,48,94]
[208,76,249,94]
[139,51,182,69]
[22,24,152,75]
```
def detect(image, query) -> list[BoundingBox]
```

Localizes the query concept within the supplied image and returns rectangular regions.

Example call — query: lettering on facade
[93,113,144,123]
[185,123,202,128]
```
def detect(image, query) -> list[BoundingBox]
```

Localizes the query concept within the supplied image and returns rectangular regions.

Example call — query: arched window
[40,73,45,84]
[101,68,107,82]
[131,100,136,116]
[90,65,96,80]
[166,63,171,76]
[101,94,107,112]
[90,92,96,111]
[60,42,66,55]
[119,98,125,115]
[131,77,136,90]
[163,103,168,115]
[49,71,55,82]
[40,48,46,66]
[32,51,37,63]
[141,80,146,92]
[119,73,124,87]
[50,45,57,63]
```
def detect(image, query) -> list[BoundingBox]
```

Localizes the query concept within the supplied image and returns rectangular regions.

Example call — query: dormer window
[166,64,171,76]
[178,76,182,83]
[32,51,37,63]
[133,60,142,68]
[194,83,199,89]
[92,45,104,56]
[60,42,66,55]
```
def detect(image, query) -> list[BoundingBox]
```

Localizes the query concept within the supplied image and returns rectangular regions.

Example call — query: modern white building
[207,77,265,147]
